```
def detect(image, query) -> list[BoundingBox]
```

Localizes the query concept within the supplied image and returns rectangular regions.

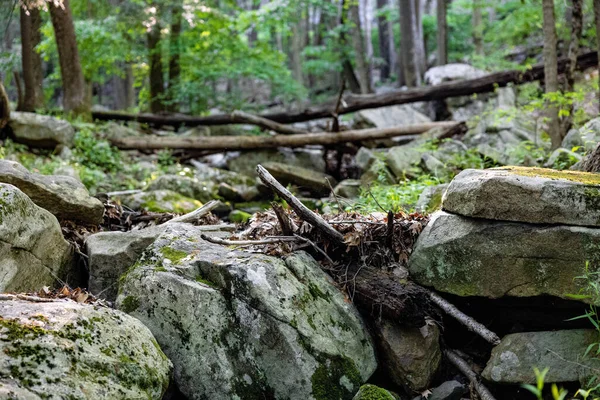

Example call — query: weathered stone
[409,211,600,299]
[263,162,337,196]
[354,105,431,129]
[0,299,171,399]
[353,384,397,400]
[334,179,362,199]
[415,380,467,400]
[386,143,423,178]
[122,190,202,214]
[0,160,104,225]
[544,148,582,169]
[424,64,486,85]
[8,111,75,148]
[117,224,377,399]
[375,320,441,391]
[146,174,215,203]
[443,167,600,227]
[102,121,143,139]
[227,148,326,176]
[0,183,73,292]
[483,330,600,384]
[415,184,449,213]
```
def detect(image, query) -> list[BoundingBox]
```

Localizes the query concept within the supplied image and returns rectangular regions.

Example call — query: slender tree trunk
[124,63,135,109]
[542,0,561,149]
[561,0,583,135]
[437,0,448,65]
[361,0,374,86]
[147,19,165,113]
[340,0,363,93]
[19,6,44,112]
[291,21,305,87]
[414,0,426,73]
[349,2,373,93]
[168,1,182,112]
[48,0,89,117]
[399,0,421,86]
[594,0,600,107]
[377,0,391,80]
[473,0,484,56]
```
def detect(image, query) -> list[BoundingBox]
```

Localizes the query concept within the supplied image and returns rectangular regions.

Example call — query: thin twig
[294,234,335,265]
[444,349,497,400]
[200,234,298,246]
[167,200,220,224]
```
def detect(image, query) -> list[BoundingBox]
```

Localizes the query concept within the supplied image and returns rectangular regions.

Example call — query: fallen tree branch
[231,110,307,135]
[200,234,298,246]
[444,349,497,400]
[427,290,501,345]
[167,200,220,224]
[257,165,346,245]
[110,122,459,151]
[92,51,598,126]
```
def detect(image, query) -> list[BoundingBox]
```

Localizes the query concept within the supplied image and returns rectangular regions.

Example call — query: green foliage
[72,126,122,172]
[523,368,568,400]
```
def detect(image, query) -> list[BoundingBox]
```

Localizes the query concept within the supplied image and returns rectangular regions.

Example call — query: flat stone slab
[443,167,600,227]
[8,111,75,148]
[483,330,600,384]
[409,211,600,300]
[0,160,104,225]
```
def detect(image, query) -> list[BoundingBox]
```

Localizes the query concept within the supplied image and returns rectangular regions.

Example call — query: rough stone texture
[227,148,326,176]
[117,224,377,400]
[424,64,486,85]
[146,174,215,203]
[443,167,600,227]
[0,183,72,292]
[386,143,423,179]
[352,384,397,400]
[85,224,230,302]
[413,380,467,400]
[409,211,600,299]
[375,321,441,392]
[0,299,171,399]
[122,190,202,214]
[483,330,600,384]
[263,162,337,196]
[8,112,75,148]
[415,184,449,213]
[354,105,431,129]
[562,117,600,151]
[334,179,362,199]
[0,160,104,225]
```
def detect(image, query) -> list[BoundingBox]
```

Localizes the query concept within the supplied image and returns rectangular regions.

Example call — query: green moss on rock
[160,246,187,264]
[353,384,396,400]
[494,166,600,185]
[311,356,362,400]
[121,296,140,313]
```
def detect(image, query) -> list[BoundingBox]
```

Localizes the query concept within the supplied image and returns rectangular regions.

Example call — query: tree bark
[148,18,166,113]
[349,2,373,93]
[542,0,561,149]
[0,82,10,130]
[109,122,459,150]
[168,1,182,112]
[436,0,448,65]
[473,0,484,56]
[399,0,422,86]
[48,0,89,117]
[91,51,599,126]
[377,0,391,80]
[125,63,135,109]
[19,6,44,112]
[594,0,600,106]
[561,0,583,135]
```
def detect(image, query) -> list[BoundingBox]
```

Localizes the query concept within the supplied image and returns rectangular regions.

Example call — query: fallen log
[92,51,598,127]
[110,121,459,151]
[230,110,306,135]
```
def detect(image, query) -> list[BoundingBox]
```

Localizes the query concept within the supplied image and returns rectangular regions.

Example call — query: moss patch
[160,246,187,264]
[354,384,396,400]
[120,296,140,313]
[311,356,362,400]
[494,166,600,185]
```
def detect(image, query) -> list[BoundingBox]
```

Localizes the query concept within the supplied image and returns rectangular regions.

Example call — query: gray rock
[562,117,600,151]
[375,320,441,391]
[415,184,449,213]
[356,147,379,171]
[334,179,362,199]
[424,64,486,85]
[117,224,377,399]
[0,160,104,225]
[353,384,397,400]
[412,380,467,400]
[0,183,73,292]
[386,143,423,178]
[483,330,600,384]
[192,161,257,187]
[543,148,582,169]
[102,121,143,139]
[409,211,600,299]
[122,190,202,213]
[8,111,75,148]
[421,154,447,178]
[146,174,215,203]
[0,298,171,399]
[263,162,337,196]
[355,104,431,129]
[443,167,600,227]
[227,148,326,176]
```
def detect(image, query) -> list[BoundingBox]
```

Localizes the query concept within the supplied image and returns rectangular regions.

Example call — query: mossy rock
[122,189,202,214]
[352,384,397,400]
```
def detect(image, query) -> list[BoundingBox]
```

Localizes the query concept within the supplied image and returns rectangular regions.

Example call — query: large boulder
[8,112,75,148]
[117,224,377,399]
[146,174,215,203]
[354,105,431,129]
[409,211,600,299]
[483,330,599,384]
[121,190,202,214]
[352,384,397,400]
[263,162,337,196]
[227,148,326,176]
[0,183,72,292]
[424,64,486,85]
[0,160,104,225]
[0,298,171,399]
[443,167,600,227]
[415,184,448,213]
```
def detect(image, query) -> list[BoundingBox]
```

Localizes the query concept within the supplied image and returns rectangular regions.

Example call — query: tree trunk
[147,19,166,113]
[399,0,421,87]
[48,0,89,117]
[594,0,600,106]
[473,0,484,56]
[414,0,426,74]
[168,1,182,112]
[377,0,391,80]
[19,6,44,112]
[561,0,583,135]
[340,0,363,93]
[542,0,561,149]
[291,21,305,87]
[349,2,373,93]
[125,63,135,109]
[0,82,10,130]
[437,0,448,65]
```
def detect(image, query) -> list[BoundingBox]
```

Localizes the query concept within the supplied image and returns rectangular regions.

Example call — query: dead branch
[272,202,296,236]
[109,123,459,151]
[200,234,298,246]
[231,110,307,135]
[444,349,497,400]
[167,200,220,224]
[257,165,345,245]
[427,290,501,345]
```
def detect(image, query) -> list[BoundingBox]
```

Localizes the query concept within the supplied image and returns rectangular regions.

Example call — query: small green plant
[523,367,568,400]
[157,150,176,169]
[73,128,122,172]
